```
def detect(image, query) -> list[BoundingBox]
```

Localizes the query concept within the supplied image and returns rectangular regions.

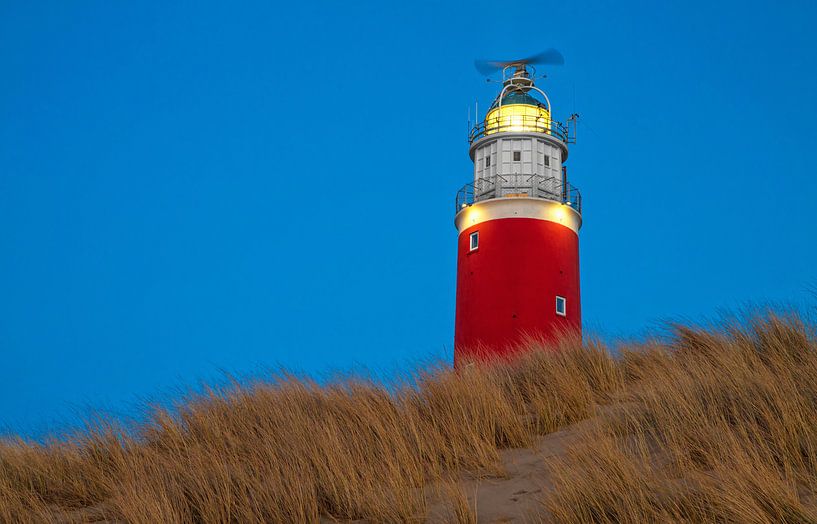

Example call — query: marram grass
[2,312,816,522]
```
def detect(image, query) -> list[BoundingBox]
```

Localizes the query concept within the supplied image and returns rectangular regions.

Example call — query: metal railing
[455,174,582,214]
[469,115,572,144]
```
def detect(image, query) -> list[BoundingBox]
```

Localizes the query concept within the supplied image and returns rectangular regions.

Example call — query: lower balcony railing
[455,174,581,214]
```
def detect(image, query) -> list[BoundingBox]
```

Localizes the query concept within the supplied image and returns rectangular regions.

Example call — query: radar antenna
[474,49,564,76]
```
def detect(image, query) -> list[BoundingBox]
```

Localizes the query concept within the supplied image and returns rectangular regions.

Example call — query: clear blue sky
[2,1,816,437]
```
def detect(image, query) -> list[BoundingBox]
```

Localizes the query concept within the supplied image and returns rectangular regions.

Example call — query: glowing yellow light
[484,103,551,136]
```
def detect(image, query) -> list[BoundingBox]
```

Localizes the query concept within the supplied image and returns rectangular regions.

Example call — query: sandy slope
[424,417,599,523]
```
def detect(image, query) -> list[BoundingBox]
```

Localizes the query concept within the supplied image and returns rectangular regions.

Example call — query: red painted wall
[454,217,581,363]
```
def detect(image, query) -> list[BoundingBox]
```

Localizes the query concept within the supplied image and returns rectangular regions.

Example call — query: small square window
[544,156,550,167]
[513,151,521,162]
[555,296,567,316]
[469,231,479,251]
[485,156,491,167]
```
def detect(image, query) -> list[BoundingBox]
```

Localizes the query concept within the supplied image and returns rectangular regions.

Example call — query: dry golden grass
[0,330,618,523]
[544,313,817,523]
[2,311,816,523]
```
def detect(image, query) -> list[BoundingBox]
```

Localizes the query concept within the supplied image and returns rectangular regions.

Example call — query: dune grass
[543,313,817,523]
[1,311,816,522]
[0,332,617,523]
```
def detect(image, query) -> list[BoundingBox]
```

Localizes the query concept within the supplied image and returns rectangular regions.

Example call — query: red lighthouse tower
[454,52,582,362]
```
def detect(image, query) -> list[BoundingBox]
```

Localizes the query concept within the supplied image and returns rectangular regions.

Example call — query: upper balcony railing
[455,174,582,215]
[469,115,573,144]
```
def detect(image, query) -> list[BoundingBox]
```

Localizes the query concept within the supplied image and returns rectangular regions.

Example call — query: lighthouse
[454,52,582,362]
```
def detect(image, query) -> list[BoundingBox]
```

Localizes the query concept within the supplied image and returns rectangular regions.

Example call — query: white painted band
[454,198,582,234]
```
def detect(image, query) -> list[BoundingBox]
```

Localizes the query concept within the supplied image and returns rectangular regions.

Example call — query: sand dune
[4,312,817,522]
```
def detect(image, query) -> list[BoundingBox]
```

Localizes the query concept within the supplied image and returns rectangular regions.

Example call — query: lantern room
[484,91,552,136]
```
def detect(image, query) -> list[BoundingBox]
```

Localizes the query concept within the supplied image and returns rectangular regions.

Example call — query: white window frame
[469,231,479,251]
[555,296,567,316]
